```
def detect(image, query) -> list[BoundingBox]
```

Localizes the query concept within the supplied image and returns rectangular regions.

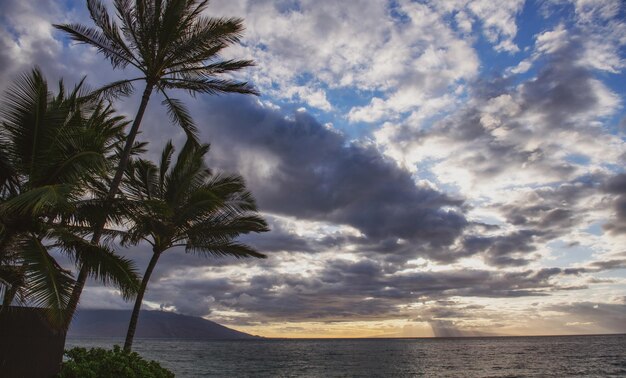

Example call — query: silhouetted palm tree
[0,69,140,325]
[120,139,268,350]
[54,0,258,325]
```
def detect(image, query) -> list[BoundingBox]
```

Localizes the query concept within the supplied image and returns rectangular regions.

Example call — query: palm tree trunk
[107,82,155,202]
[1,234,21,309]
[2,284,18,307]
[63,82,154,330]
[124,249,161,351]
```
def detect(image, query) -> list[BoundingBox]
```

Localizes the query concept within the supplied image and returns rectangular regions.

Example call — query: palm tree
[120,139,268,351]
[0,68,140,325]
[54,0,258,325]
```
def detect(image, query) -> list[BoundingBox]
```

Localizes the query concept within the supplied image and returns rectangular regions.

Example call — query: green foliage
[122,138,269,257]
[58,346,174,378]
[0,69,140,325]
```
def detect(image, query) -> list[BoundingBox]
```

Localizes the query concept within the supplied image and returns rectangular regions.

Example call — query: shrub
[58,346,174,378]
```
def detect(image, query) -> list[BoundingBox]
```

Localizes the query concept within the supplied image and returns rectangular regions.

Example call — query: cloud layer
[1,0,625,337]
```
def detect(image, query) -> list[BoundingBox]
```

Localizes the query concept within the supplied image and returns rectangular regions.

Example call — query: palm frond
[167,59,256,78]
[46,151,105,186]
[89,78,141,101]
[164,16,246,68]
[185,214,269,240]
[113,0,144,59]
[205,173,259,212]
[87,0,138,67]
[0,68,54,177]
[123,158,158,200]
[161,77,259,96]
[0,146,19,197]
[159,92,199,142]
[158,140,174,193]
[19,235,74,326]
[52,24,137,70]
[165,140,210,206]
[0,264,26,306]
[1,184,75,217]
[185,240,266,259]
[0,66,147,329]
[122,136,268,259]
[54,230,140,300]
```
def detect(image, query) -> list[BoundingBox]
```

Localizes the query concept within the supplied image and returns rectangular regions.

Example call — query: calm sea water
[66,334,626,377]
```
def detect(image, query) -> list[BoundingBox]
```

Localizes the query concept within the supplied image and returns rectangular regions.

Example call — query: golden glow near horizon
[232,320,436,339]
[227,315,620,339]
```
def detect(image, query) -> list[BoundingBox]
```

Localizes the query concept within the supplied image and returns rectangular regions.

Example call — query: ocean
[66,334,626,377]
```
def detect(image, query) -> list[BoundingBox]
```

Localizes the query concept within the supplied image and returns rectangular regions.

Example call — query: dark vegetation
[58,346,174,378]
[0,0,265,375]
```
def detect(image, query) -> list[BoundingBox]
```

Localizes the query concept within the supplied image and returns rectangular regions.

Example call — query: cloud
[283,85,332,112]
[465,0,525,53]
[603,173,626,234]
[200,96,468,253]
[2,0,626,335]
[136,257,601,324]
[547,301,626,333]
[0,0,64,87]
[375,19,623,196]
[430,0,526,53]
[210,0,481,123]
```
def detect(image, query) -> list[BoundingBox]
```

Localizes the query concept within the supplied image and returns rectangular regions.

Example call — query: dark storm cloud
[141,259,594,323]
[199,96,468,252]
[499,174,603,222]
[588,258,626,271]
[605,173,626,194]
[101,248,624,323]
[519,48,601,129]
[603,173,626,234]
[239,217,315,253]
[0,0,114,93]
[463,230,541,267]
[547,302,626,333]
[452,174,605,268]
[478,175,604,266]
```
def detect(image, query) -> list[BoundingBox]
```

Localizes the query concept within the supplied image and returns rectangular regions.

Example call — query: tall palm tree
[54,0,258,325]
[0,68,140,325]
[120,139,268,351]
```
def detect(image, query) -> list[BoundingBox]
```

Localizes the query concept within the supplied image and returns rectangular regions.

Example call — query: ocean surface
[66,334,626,377]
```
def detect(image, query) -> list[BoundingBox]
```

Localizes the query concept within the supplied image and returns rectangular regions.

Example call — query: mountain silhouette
[68,309,260,340]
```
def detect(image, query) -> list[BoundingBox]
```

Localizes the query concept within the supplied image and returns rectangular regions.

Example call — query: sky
[1,0,625,338]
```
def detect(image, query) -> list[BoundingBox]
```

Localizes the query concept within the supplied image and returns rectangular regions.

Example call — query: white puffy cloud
[465,0,525,52]
[211,0,489,123]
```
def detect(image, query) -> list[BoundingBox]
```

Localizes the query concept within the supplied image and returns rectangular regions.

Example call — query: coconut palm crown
[0,69,140,325]
[120,138,268,350]
[54,0,257,186]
